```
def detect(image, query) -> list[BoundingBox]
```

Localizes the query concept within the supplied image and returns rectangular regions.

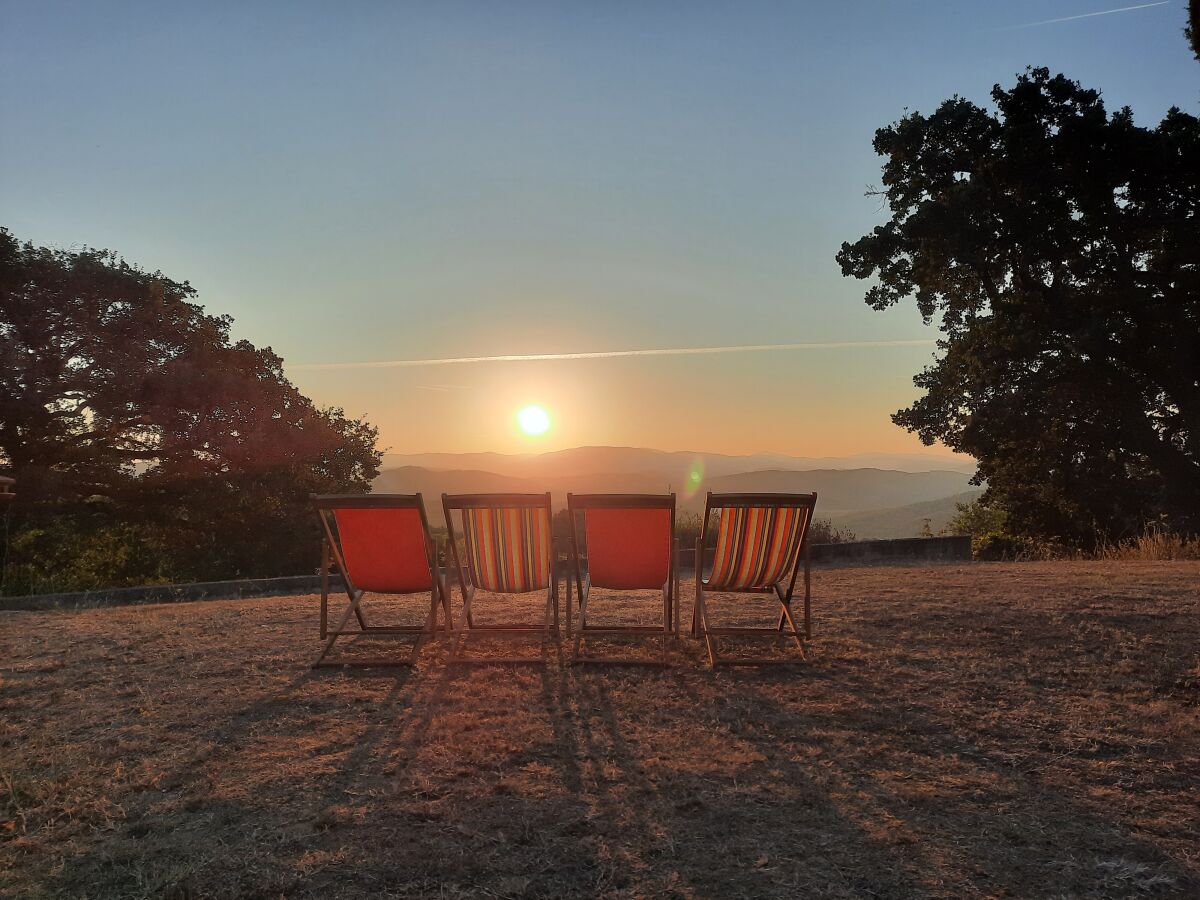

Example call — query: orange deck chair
[692,492,818,667]
[312,494,451,668]
[442,493,559,664]
[566,493,679,665]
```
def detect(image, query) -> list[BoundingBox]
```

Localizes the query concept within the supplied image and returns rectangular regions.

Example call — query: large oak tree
[837,69,1200,544]
[0,229,380,590]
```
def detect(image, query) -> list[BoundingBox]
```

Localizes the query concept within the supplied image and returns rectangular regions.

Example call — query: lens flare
[683,457,705,498]
[517,404,551,436]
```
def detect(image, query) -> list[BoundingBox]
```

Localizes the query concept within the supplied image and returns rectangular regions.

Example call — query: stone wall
[2,537,972,610]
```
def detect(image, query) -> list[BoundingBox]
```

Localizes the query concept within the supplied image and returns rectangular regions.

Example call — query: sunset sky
[2,2,1192,457]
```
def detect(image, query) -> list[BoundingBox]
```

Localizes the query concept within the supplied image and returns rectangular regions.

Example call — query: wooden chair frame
[442,493,559,665]
[312,494,452,668]
[692,492,817,667]
[566,493,680,666]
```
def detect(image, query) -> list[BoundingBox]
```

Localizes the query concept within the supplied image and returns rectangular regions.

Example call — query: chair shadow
[710,664,1200,897]
[535,664,931,898]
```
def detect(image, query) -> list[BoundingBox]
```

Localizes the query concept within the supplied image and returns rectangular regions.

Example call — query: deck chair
[566,493,679,665]
[312,494,451,668]
[692,492,817,667]
[442,493,559,664]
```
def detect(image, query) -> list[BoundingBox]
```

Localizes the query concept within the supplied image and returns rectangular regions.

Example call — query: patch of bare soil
[1,561,1198,898]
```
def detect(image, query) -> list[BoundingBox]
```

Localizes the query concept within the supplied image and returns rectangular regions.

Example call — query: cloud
[1000,1,1169,30]
[290,339,938,371]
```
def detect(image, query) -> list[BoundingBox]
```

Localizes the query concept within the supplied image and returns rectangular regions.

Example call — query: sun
[516,404,551,436]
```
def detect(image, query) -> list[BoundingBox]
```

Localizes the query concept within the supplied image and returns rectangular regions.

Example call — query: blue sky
[2,1,1194,455]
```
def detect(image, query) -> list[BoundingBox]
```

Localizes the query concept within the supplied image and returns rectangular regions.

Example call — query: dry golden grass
[1097,530,1200,562]
[2,562,1198,899]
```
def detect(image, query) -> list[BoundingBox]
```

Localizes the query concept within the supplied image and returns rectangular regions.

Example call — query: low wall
[0,574,346,611]
[810,535,971,565]
[2,536,971,610]
[680,535,971,570]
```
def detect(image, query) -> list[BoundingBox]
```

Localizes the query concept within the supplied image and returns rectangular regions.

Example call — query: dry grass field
[2,562,1198,899]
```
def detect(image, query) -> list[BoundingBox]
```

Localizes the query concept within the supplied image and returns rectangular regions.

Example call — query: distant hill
[382,445,977,478]
[703,469,975,511]
[825,490,985,540]
[373,463,977,529]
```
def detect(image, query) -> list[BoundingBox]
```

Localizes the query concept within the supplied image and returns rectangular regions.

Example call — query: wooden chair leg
[803,555,812,640]
[572,585,588,662]
[319,540,330,639]
[312,588,367,668]
[673,541,681,640]
[697,586,718,667]
[565,569,572,639]
[462,585,475,631]
[441,580,455,637]
[404,591,440,664]
[778,600,807,660]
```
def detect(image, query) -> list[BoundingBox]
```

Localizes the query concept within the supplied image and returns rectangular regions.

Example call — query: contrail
[1001,1,1169,30]
[290,338,937,371]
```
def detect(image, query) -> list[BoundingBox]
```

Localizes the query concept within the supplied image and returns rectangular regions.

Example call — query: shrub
[1,516,173,596]
[808,518,855,544]
[1097,527,1200,561]
[973,531,1029,561]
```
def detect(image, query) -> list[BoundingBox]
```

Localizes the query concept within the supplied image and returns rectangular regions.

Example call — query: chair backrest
[568,494,674,590]
[443,493,553,593]
[701,492,817,590]
[313,494,436,594]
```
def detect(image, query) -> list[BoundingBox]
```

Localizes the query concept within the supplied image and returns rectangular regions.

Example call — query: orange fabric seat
[566,493,678,664]
[333,507,434,594]
[585,507,672,589]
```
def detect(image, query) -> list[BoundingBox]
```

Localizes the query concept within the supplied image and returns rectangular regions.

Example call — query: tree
[837,69,1200,546]
[0,229,380,591]
[1188,0,1200,61]
[944,498,1022,560]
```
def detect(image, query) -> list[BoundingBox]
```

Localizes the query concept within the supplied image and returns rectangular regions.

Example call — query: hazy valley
[374,446,981,538]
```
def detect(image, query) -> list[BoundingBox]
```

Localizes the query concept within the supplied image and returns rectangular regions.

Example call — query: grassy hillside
[826,489,985,539]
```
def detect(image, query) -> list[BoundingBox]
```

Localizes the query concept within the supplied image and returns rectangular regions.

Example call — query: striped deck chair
[442,493,559,664]
[692,492,818,667]
[566,493,679,665]
[312,494,451,668]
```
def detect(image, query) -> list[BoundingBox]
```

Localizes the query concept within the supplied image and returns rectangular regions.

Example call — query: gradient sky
[2,2,1194,457]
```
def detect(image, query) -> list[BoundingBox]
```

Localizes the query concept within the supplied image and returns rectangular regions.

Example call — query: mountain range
[374,446,980,538]
[381,446,976,478]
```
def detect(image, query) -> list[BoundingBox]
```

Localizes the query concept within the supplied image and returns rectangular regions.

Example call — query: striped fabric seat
[706,505,808,590]
[461,506,551,593]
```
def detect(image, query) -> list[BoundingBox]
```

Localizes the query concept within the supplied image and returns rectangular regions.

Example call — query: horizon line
[382,444,972,460]
[291,338,938,371]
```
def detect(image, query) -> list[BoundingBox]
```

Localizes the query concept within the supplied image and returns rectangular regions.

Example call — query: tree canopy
[0,229,380,592]
[837,68,1200,545]
[1188,0,1199,61]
